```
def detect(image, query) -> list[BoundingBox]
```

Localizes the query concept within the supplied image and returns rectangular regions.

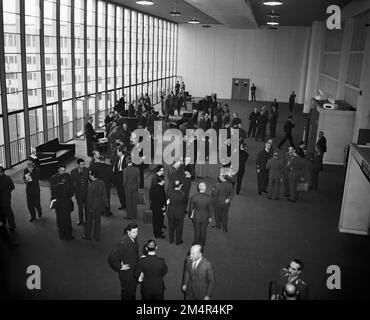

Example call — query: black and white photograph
[0,0,370,307]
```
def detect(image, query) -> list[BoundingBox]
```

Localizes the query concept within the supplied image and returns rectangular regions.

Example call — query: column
[303,21,325,113]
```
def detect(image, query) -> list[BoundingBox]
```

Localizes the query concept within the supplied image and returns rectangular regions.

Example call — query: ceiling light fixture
[267,21,279,26]
[170,0,182,17]
[188,18,200,24]
[136,0,154,6]
[263,1,283,6]
[267,12,280,19]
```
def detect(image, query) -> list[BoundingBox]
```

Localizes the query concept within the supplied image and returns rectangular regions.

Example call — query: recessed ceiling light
[267,21,279,26]
[136,0,154,5]
[263,1,283,6]
[202,24,211,28]
[188,18,200,24]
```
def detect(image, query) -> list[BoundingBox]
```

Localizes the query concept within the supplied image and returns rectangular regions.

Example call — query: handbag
[296,181,309,192]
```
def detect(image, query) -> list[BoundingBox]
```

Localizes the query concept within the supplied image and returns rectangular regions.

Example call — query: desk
[339,144,370,235]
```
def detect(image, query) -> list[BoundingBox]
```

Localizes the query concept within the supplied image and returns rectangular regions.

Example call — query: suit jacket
[149,184,167,213]
[87,179,107,213]
[109,235,139,274]
[256,149,272,172]
[168,166,184,192]
[135,254,168,295]
[0,174,15,206]
[188,193,213,222]
[259,111,269,126]
[85,122,98,142]
[91,163,114,194]
[249,111,260,125]
[183,257,215,300]
[70,167,89,197]
[50,173,73,199]
[266,158,284,178]
[23,167,40,197]
[212,181,234,208]
[122,165,140,191]
[167,189,187,219]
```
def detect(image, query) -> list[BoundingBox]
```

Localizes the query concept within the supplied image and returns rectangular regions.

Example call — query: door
[240,79,250,101]
[232,78,241,100]
[232,78,250,100]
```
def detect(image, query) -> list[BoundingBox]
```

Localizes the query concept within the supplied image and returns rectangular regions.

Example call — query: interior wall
[177,24,311,103]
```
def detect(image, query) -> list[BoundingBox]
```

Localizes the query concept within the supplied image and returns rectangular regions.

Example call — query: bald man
[188,183,213,247]
[182,245,215,300]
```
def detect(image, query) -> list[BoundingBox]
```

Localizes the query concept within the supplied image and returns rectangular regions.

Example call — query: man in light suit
[83,168,108,241]
[71,159,89,225]
[135,240,168,300]
[182,244,215,300]
[188,182,213,247]
[122,156,140,220]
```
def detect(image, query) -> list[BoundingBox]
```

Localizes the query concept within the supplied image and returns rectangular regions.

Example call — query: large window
[0,0,177,168]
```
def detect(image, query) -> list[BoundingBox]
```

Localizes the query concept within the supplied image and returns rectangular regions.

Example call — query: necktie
[192,261,196,270]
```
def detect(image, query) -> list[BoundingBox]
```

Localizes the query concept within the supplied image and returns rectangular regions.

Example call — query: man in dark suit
[83,168,107,241]
[85,116,99,157]
[91,155,114,217]
[23,159,42,222]
[251,84,256,101]
[211,175,234,232]
[278,116,295,149]
[113,146,127,210]
[71,159,89,225]
[270,106,279,138]
[289,91,296,113]
[175,81,180,95]
[247,107,260,138]
[151,165,165,188]
[188,182,213,247]
[256,142,272,195]
[150,175,167,239]
[122,156,140,220]
[108,223,139,300]
[50,164,74,240]
[236,143,249,195]
[266,152,284,200]
[167,180,187,245]
[0,165,16,232]
[135,240,168,300]
[167,160,183,194]
[255,106,269,141]
[182,244,215,300]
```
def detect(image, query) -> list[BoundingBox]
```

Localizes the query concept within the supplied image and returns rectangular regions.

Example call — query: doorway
[231,78,250,101]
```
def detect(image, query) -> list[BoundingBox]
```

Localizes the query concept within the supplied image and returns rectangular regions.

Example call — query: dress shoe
[155,235,165,239]
[176,241,184,245]
[123,217,132,220]
[118,207,124,210]
[262,190,268,193]
[77,221,83,226]
[288,199,296,203]
[267,196,272,199]
[66,236,75,240]
[274,198,280,200]
[82,236,91,240]
[258,192,262,195]
[29,217,36,222]
[38,213,42,218]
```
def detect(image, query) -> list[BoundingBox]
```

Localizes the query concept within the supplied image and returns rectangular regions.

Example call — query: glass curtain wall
[0,0,178,168]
